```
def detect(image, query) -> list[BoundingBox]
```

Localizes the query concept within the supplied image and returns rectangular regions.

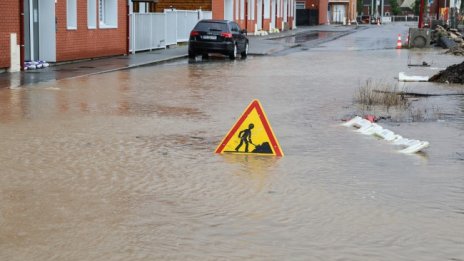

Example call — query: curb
[63,54,189,81]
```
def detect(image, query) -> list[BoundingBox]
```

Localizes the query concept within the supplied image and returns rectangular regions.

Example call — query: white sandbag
[358,123,383,135]
[342,116,430,153]
[399,141,430,154]
[374,129,397,141]
[343,116,371,128]
[399,72,429,82]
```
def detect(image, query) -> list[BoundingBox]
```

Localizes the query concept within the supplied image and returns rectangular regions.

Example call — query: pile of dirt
[434,25,464,55]
[429,60,464,83]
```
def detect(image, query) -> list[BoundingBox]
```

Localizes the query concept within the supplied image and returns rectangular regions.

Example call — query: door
[24,0,38,61]
[296,9,309,26]
[332,4,346,24]
[309,9,318,25]
[38,0,56,61]
[24,0,56,62]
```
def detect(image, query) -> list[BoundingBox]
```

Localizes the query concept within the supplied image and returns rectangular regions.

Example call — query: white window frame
[88,0,97,29]
[250,0,254,20]
[282,0,289,22]
[240,0,244,19]
[99,0,118,29]
[264,0,270,19]
[67,0,77,30]
[139,3,147,13]
[296,2,305,9]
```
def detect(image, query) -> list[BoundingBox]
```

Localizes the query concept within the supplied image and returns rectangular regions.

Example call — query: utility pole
[381,0,384,22]
[369,0,375,17]
[419,0,425,28]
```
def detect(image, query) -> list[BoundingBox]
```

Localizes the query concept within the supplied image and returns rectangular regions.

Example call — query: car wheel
[229,44,237,60]
[188,51,196,59]
[241,42,249,58]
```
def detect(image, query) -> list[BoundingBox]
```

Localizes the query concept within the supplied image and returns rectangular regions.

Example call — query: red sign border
[215,99,283,156]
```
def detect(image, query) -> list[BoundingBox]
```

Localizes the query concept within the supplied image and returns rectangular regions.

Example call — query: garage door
[332,4,346,24]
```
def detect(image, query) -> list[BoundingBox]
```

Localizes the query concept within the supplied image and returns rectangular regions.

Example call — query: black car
[188,19,249,60]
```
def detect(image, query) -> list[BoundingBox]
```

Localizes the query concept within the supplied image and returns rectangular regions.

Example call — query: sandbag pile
[24,60,50,70]
[342,116,430,154]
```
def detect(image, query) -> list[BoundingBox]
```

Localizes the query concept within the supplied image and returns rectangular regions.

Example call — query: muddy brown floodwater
[0,24,463,260]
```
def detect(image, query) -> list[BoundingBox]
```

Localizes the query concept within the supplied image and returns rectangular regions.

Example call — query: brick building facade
[132,0,211,12]
[212,0,295,33]
[156,0,212,11]
[293,0,330,26]
[328,0,357,24]
[1,0,128,72]
[0,0,21,70]
[55,0,128,62]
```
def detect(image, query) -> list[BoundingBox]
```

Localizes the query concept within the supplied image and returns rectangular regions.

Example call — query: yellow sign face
[215,100,283,156]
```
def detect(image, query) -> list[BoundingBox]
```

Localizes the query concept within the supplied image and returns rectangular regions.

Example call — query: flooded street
[1,24,464,260]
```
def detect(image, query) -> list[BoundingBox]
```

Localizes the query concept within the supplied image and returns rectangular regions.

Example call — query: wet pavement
[0,25,359,89]
[1,23,464,260]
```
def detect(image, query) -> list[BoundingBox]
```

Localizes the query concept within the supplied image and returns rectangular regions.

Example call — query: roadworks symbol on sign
[215,99,284,156]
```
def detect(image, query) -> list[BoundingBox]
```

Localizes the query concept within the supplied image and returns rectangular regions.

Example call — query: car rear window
[194,22,229,32]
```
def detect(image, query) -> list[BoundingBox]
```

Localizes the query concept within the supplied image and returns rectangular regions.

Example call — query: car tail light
[221,32,233,38]
[190,31,200,37]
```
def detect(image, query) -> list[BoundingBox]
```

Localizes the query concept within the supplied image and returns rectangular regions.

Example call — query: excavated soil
[429,60,464,84]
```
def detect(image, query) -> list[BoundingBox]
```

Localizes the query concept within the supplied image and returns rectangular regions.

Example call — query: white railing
[129,10,213,53]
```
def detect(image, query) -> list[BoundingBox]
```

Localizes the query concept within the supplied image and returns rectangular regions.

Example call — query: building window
[88,0,97,29]
[67,0,77,29]
[250,0,254,20]
[99,0,118,28]
[240,0,244,20]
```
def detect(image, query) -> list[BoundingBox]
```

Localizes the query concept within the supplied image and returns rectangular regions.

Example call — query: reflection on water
[1,28,464,260]
[271,31,340,44]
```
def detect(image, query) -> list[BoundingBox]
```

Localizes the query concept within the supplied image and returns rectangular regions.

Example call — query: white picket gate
[129,10,212,53]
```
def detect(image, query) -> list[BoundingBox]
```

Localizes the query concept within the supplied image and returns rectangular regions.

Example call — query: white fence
[391,16,419,22]
[129,10,212,53]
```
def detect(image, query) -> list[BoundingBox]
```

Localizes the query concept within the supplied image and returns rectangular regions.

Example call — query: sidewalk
[0,24,360,89]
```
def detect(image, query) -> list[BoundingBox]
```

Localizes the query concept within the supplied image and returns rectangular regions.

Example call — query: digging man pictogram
[235,123,254,152]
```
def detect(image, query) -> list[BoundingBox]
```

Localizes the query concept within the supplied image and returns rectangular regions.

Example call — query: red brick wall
[212,0,225,19]
[0,0,20,69]
[319,0,328,24]
[155,0,212,11]
[305,0,319,9]
[288,16,293,29]
[55,0,127,62]
[263,18,270,30]
[276,17,283,29]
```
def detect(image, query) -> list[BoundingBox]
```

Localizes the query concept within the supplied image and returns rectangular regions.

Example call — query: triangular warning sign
[215,99,283,156]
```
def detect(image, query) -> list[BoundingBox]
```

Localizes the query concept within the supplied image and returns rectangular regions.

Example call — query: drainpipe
[29,0,34,60]
[20,0,25,70]
[126,2,130,55]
